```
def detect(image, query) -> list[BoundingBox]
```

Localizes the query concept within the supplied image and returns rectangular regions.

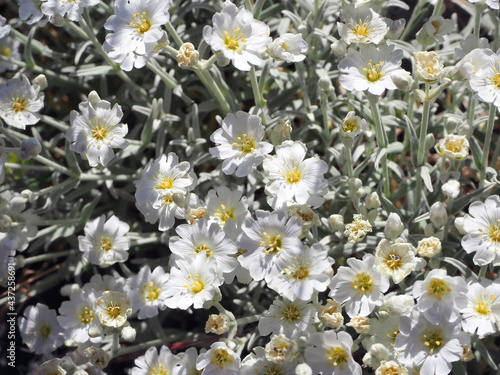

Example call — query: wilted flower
[436,134,469,160]
[414,51,443,83]
[177,42,199,68]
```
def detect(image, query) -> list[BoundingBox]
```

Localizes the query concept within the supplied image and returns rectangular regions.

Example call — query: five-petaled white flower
[339,44,408,95]
[338,3,388,45]
[67,91,128,167]
[78,214,130,267]
[0,74,44,129]
[461,195,500,266]
[267,33,308,63]
[263,140,328,210]
[210,111,273,177]
[131,345,180,375]
[94,290,132,328]
[203,1,272,71]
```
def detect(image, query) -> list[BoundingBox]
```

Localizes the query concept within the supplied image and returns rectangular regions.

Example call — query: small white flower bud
[454,217,467,235]
[88,324,104,338]
[10,196,27,211]
[365,192,381,210]
[33,74,48,90]
[0,214,12,232]
[363,343,389,369]
[425,133,435,151]
[318,77,332,92]
[295,363,312,375]
[121,325,136,342]
[445,116,462,133]
[87,90,101,106]
[384,212,404,240]
[417,236,442,258]
[430,202,448,228]
[347,316,371,334]
[60,283,80,297]
[391,70,414,91]
[375,360,408,375]
[20,139,42,161]
[414,51,443,84]
[329,214,344,232]
[177,42,199,68]
[216,53,230,67]
[436,134,470,160]
[330,39,347,56]
[442,179,460,198]
[424,223,435,236]
[457,122,472,137]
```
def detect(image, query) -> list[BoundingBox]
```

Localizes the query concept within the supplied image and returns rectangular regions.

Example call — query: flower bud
[417,236,442,258]
[318,77,332,92]
[20,139,42,161]
[384,212,404,240]
[265,334,295,364]
[365,192,381,210]
[0,214,12,232]
[348,177,364,196]
[445,116,462,133]
[329,214,344,232]
[375,360,408,375]
[295,363,312,375]
[430,202,448,228]
[436,134,469,160]
[391,70,414,91]
[425,133,435,151]
[33,74,48,90]
[88,324,103,338]
[177,42,199,68]
[454,217,467,235]
[88,90,101,106]
[386,18,406,39]
[442,179,460,198]
[424,223,435,236]
[121,325,136,342]
[330,39,347,56]
[366,209,378,223]
[60,283,80,297]
[457,122,472,137]
[216,53,230,67]
[363,343,389,369]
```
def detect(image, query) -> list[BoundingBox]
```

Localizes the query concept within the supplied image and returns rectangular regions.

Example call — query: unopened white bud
[454,217,467,235]
[295,363,312,375]
[33,74,47,90]
[391,70,414,91]
[384,212,404,240]
[430,202,448,228]
[60,283,80,297]
[365,192,381,210]
[349,177,363,192]
[88,324,103,338]
[457,122,472,137]
[414,51,443,84]
[331,39,347,56]
[265,334,295,364]
[442,179,460,198]
[121,325,136,342]
[20,139,42,161]
[318,300,343,329]
[363,343,390,369]
[425,133,435,151]
[87,90,101,106]
[318,77,332,92]
[329,214,344,232]
[375,360,408,375]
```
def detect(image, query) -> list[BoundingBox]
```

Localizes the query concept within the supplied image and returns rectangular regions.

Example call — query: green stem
[194,70,232,115]
[236,314,262,326]
[478,265,487,281]
[473,2,485,37]
[368,94,390,197]
[442,195,454,241]
[79,173,136,181]
[479,104,496,187]
[295,62,312,110]
[432,0,444,15]
[165,22,183,47]
[214,301,237,341]
[417,85,432,167]
[345,144,353,178]
[320,91,331,144]
[40,114,69,131]
[250,66,268,124]
[23,250,76,265]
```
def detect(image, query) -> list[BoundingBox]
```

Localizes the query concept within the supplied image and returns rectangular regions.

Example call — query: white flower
[169,218,238,277]
[205,313,230,335]
[210,111,273,177]
[414,51,443,83]
[329,253,390,317]
[338,3,388,45]
[259,298,316,338]
[436,134,469,160]
[340,111,367,139]
[0,36,21,73]
[286,205,319,238]
[375,360,408,375]
[41,0,99,25]
[263,140,328,210]
[305,331,362,375]
[318,299,344,329]
[203,1,272,71]
[126,265,169,319]
[267,33,308,63]
[18,303,64,354]
[78,215,130,267]
[31,358,67,375]
[205,186,249,230]
[368,314,401,356]
[178,347,203,375]
[19,0,47,25]
[461,195,500,266]
[395,310,469,375]
[423,16,454,43]
[265,334,296,364]
[468,49,500,109]
[104,0,171,71]
[57,286,99,343]
[344,214,372,243]
[131,345,180,375]
[196,341,241,375]
[237,210,303,282]
[457,48,494,80]
[412,268,468,324]
[339,44,408,95]
[416,236,442,258]
[468,0,499,9]
[0,74,44,129]
[347,315,371,334]
[84,346,110,370]
[442,179,461,198]
[94,291,132,328]
[67,91,128,167]
[135,153,196,231]
[241,346,295,375]
[375,239,425,284]
[177,42,199,68]
[268,243,333,301]
[85,273,127,295]
[164,253,223,310]
[460,278,500,338]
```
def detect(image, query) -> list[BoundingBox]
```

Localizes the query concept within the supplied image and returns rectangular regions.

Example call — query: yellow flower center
[352,22,370,38]
[10,97,27,113]
[280,303,301,322]
[445,139,466,154]
[1,47,10,57]
[142,282,161,302]
[214,204,235,224]
[232,133,256,155]
[326,346,348,368]
[211,349,233,368]
[78,306,95,324]
[427,278,450,300]
[188,274,204,294]
[384,253,403,271]
[90,124,108,141]
[363,60,385,82]
[290,263,310,280]
[486,223,500,244]
[423,329,444,354]
[223,28,246,53]
[194,244,214,259]
[162,195,173,205]
[261,232,282,254]
[285,167,302,183]
[105,301,123,320]
[99,236,113,252]
[352,272,373,294]
[156,176,174,190]
[39,323,51,339]
[149,364,168,375]
[263,366,285,375]
[130,12,151,34]
[386,329,400,345]
[491,73,500,90]
[343,119,358,133]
